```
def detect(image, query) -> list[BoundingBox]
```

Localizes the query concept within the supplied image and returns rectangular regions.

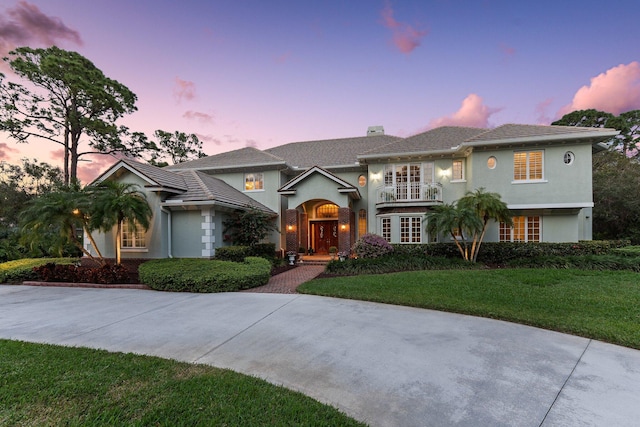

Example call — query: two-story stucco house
[88,124,618,260]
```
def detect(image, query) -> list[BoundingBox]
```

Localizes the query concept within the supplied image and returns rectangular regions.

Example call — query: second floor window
[514,151,543,181]
[452,160,464,181]
[245,172,264,191]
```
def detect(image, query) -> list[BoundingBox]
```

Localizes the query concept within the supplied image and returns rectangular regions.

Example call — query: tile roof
[265,134,401,168]
[360,127,486,157]
[119,158,187,190]
[168,170,275,213]
[466,124,618,142]
[165,147,285,171]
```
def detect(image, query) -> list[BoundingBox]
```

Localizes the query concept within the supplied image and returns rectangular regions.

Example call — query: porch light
[439,168,451,178]
[340,224,347,231]
[287,224,295,232]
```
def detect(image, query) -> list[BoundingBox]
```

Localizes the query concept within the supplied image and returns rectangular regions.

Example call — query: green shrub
[215,244,277,264]
[0,258,79,283]
[326,253,479,276]
[353,233,394,259]
[507,254,640,272]
[393,240,631,264]
[611,246,640,257]
[139,257,271,292]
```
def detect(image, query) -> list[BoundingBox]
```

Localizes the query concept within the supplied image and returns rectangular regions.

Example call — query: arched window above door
[317,203,339,218]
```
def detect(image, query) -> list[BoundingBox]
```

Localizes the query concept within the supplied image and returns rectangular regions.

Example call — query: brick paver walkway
[243,265,326,294]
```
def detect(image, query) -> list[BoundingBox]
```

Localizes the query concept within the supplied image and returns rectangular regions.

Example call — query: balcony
[376,182,443,207]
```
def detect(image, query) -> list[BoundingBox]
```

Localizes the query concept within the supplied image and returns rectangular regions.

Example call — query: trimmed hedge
[0,258,79,283]
[507,255,640,272]
[33,263,131,284]
[139,257,271,292]
[215,243,277,263]
[325,254,481,276]
[392,240,631,264]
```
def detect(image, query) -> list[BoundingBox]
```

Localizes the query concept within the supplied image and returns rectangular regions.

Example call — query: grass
[298,268,640,350]
[0,339,364,426]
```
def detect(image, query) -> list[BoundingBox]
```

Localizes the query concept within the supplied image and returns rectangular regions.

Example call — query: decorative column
[285,209,298,254]
[338,207,352,255]
[201,208,215,258]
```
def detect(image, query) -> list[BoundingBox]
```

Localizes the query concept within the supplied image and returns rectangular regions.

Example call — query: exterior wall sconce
[340,224,347,231]
[287,224,295,232]
[439,168,451,178]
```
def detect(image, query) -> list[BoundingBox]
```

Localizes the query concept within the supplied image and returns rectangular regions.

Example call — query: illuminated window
[244,173,264,191]
[317,203,339,218]
[122,220,146,248]
[358,209,367,238]
[381,217,391,241]
[400,217,421,243]
[487,156,497,169]
[452,160,464,181]
[500,216,540,242]
[358,175,367,187]
[514,151,543,181]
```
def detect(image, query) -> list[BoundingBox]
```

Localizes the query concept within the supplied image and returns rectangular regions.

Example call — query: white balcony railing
[376,182,443,204]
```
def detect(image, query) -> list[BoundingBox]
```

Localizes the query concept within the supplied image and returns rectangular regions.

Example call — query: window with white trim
[358,209,367,238]
[400,217,422,243]
[513,151,543,181]
[244,172,264,191]
[383,162,435,201]
[381,217,391,242]
[452,160,464,181]
[500,216,540,242]
[122,220,146,248]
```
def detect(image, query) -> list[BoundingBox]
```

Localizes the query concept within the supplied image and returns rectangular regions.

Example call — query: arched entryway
[286,200,353,256]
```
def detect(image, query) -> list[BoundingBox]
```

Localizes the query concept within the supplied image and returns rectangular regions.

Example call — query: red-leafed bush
[33,263,130,284]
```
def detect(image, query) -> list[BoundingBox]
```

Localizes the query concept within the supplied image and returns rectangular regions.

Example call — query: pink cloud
[559,62,640,116]
[245,139,258,148]
[194,133,220,146]
[500,42,515,58]
[380,1,428,54]
[275,51,292,64]
[428,94,501,129]
[183,110,214,123]
[77,153,117,184]
[0,1,82,62]
[535,98,554,125]
[173,77,196,103]
[0,142,19,160]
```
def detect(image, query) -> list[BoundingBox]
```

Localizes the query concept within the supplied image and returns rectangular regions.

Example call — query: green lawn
[298,268,640,349]
[0,340,363,426]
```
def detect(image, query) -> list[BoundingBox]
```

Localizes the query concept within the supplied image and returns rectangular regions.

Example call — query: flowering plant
[352,233,394,259]
[337,251,348,258]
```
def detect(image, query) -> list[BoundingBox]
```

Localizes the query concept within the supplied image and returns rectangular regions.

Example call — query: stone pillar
[338,207,352,255]
[285,209,298,254]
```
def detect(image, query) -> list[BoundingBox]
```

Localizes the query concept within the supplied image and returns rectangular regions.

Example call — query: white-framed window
[400,216,422,243]
[500,216,541,242]
[563,151,575,165]
[513,151,543,181]
[121,219,146,248]
[358,209,367,238]
[383,162,435,201]
[452,159,464,181]
[244,172,264,191]
[381,217,391,242]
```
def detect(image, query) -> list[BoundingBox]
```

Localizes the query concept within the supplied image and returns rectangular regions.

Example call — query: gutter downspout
[161,207,173,258]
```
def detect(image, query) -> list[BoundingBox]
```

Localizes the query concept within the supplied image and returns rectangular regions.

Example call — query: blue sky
[1,0,639,181]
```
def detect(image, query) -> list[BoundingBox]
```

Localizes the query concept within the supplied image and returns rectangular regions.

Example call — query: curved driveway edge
[1,285,639,426]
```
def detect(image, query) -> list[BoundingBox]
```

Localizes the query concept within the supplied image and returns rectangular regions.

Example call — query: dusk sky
[1,0,640,182]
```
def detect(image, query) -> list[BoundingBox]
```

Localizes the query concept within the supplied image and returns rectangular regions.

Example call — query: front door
[312,221,339,254]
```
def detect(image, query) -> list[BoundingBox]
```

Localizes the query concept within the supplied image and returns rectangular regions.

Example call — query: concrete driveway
[1,284,639,426]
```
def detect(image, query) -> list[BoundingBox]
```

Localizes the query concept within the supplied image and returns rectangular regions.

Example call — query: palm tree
[425,188,512,262]
[425,203,483,261]
[458,188,512,262]
[19,182,105,264]
[89,181,153,264]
